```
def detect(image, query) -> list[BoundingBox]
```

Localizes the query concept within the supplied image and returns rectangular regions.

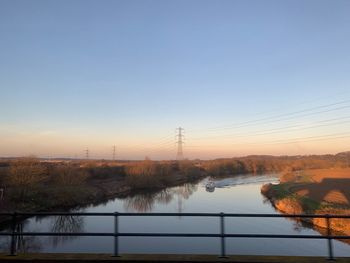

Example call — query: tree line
[0,152,349,211]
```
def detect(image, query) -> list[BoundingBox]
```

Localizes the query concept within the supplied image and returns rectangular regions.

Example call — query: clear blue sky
[1,0,350,159]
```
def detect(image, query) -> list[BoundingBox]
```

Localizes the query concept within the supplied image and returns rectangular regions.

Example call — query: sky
[1,0,350,160]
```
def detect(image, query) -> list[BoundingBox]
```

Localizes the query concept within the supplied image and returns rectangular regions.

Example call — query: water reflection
[123,192,164,212]
[173,183,198,213]
[123,183,198,212]
[155,189,174,205]
[49,215,85,247]
[173,183,198,200]
[1,174,349,256]
[262,192,350,245]
[0,220,42,253]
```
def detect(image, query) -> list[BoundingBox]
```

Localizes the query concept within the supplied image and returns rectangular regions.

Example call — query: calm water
[1,173,350,256]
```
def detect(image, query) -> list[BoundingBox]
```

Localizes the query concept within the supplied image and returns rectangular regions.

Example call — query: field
[262,168,350,234]
[284,168,350,206]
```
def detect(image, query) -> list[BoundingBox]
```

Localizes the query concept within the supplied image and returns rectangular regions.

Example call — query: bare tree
[7,156,47,202]
[53,164,88,185]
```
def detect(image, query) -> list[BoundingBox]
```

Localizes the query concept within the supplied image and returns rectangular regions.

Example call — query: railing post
[112,212,120,257]
[326,215,335,261]
[219,212,227,258]
[9,212,17,256]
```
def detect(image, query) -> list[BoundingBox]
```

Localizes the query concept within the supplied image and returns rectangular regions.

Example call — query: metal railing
[1,212,350,260]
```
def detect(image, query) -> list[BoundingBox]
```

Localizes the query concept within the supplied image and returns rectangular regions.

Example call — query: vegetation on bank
[261,168,350,234]
[0,152,350,213]
[261,182,324,214]
[203,153,350,176]
[0,157,205,213]
[125,159,203,189]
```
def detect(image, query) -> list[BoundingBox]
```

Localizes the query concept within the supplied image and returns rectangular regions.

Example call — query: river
[1,173,350,256]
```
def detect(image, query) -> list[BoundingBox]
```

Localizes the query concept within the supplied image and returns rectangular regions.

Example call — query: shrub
[7,156,47,202]
[53,164,89,185]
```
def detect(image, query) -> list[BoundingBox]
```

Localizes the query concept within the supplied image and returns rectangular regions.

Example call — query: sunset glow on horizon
[1,0,350,160]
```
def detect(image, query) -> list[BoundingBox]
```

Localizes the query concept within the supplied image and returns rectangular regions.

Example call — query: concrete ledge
[0,254,349,263]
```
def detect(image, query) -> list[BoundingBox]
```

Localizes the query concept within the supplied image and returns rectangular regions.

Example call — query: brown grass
[286,168,350,205]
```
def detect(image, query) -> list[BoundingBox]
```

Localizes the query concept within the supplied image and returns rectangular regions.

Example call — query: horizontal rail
[1,231,350,239]
[1,211,349,259]
[1,212,350,218]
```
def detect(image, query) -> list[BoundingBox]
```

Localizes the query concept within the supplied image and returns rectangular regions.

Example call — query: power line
[118,134,175,151]
[263,132,350,145]
[210,105,350,133]
[188,90,350,133]
[185,131,350,148]
[189,116,350,141]
[101,98,350,160]
[189,99,350,133]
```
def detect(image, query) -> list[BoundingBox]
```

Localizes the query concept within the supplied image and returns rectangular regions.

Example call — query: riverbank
[261,168,350,235]
[2,173,349,257]
[0,160,205,225]
[2,154,350,225]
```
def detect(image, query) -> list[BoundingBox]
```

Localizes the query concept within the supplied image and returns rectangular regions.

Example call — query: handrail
[1,212,349,260]
[1,212,350,218]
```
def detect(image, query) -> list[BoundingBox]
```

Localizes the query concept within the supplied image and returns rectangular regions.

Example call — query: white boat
[205,181,215,192]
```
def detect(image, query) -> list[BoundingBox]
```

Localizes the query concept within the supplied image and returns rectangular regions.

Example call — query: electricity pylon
[176,127,184,160]
[113,145,116,161]
[85,148,89,159]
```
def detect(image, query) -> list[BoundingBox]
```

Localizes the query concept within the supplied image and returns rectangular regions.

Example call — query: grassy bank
[261,168,350,234]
